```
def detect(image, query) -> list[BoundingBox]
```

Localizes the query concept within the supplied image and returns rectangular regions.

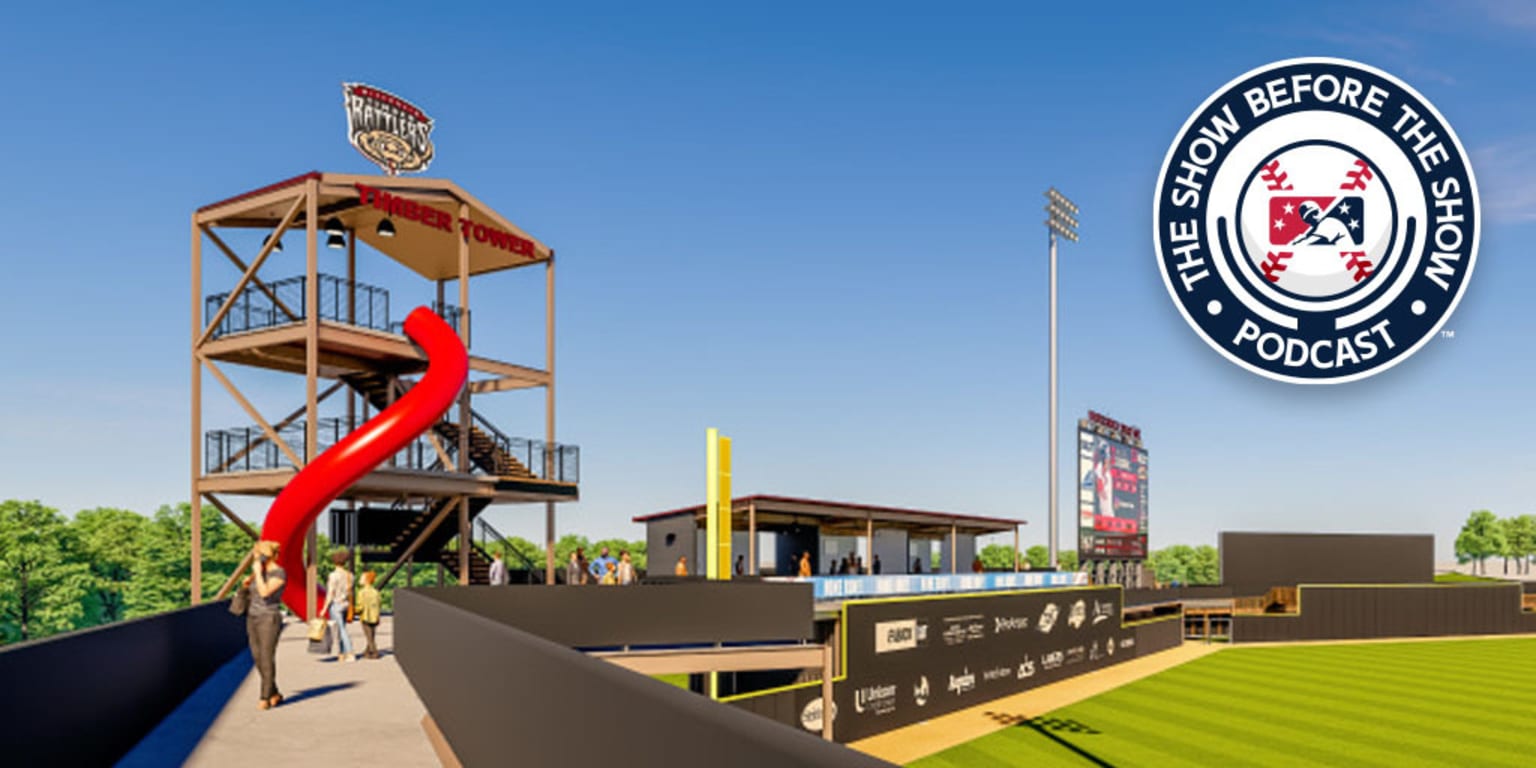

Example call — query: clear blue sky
[1,1,1532,562]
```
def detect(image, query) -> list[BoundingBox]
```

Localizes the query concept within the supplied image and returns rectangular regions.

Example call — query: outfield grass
[909,637,1536,767]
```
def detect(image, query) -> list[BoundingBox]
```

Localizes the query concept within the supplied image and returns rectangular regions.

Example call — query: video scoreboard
[1077,411,1148,560]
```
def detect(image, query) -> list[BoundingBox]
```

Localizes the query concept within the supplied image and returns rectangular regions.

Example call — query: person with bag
[324,549,356,662]
[244,540,287,710]
[356,570,383,659]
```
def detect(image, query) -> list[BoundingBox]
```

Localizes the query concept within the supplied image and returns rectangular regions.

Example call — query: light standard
[1044,187,1079,570]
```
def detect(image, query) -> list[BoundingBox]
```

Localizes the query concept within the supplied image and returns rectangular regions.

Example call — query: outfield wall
[726,585,1183,743]
[1219,532,1433,596]
[1231,583,1536,642]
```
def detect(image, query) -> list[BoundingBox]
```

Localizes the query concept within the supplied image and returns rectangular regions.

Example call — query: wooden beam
[214,381,343,472]
[202,493,260,541]
[305,176,320,622]
[215,551,255,601]
[467,376,542,394]
[198,194,304,347]
[203,359,305,468]
[191,216,203,606]
[201,226,300,321]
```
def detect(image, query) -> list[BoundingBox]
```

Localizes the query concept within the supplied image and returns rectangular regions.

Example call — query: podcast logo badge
[1154,58,1478,384]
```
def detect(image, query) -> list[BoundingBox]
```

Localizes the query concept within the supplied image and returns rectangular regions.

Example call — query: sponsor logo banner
[875,619,926,654]
[854,684,898,716]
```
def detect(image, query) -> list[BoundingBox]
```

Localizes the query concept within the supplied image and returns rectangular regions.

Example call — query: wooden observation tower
[189,172,576,613]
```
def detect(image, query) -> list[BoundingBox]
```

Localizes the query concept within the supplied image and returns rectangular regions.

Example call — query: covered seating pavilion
[634,494,1027,577]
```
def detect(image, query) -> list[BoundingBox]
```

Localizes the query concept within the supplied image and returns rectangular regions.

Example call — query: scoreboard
[1077,411,1148,560]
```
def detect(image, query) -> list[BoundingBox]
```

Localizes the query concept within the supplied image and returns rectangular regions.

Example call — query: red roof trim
[631,494,1027,528]
[197,171,323,214]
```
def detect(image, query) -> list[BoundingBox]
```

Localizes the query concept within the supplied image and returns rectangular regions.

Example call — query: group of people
[564,546,639,585]
[241,541,385,712]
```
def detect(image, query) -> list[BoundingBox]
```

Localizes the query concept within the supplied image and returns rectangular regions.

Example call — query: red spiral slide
[259,307,468,619]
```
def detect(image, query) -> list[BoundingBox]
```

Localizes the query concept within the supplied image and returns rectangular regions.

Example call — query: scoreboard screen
[1077,428,1148,560]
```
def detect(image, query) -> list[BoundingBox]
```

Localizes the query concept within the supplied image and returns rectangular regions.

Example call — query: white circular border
[1153,56,1481,385]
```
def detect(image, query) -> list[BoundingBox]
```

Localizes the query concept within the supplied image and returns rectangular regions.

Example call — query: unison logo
[1154,58,1478,383]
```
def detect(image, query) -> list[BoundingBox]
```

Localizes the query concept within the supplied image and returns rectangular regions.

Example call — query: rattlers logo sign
[1155,58,1478,383]
[343,83,435,175]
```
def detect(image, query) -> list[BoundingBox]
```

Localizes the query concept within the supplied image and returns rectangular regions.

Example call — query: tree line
[974,543,1219,585]
[0,498,649,646]
[1454,510,1536,575]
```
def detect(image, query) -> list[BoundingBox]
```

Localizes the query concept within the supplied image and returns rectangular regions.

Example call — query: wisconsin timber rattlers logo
[342,83,435,175]
[1154,58,1479,384]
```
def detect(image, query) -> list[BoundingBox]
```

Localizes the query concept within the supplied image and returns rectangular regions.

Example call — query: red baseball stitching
[1340,251,1373,282]
[1261,251,1293,282]
[1340,159,1373,191]
[1260,160,1293,191]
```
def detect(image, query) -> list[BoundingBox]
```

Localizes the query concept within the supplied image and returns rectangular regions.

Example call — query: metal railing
[471,411,580,483]
[203,273,465,341]
[474,517,542,583]
[204,418,457,474]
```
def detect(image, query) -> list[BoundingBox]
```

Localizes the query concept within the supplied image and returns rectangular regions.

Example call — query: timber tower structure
[189,172,575,615]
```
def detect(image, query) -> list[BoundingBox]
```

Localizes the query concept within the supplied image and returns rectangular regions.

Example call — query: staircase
[377,496,493,564]
[436,546,495,585]
[342,371,537,479]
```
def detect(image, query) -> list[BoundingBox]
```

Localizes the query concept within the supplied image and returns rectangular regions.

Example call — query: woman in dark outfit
[244,540,288,710]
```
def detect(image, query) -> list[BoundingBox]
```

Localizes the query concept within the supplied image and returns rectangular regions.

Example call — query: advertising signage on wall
[829,587,1130,741]
[1078,412,1149,560]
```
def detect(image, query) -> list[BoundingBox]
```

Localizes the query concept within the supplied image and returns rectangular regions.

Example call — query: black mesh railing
[204,274,390,338]
[471,411,579,483]
[203,274,464,341]
[204,418,458,474]
[388,301,467,344]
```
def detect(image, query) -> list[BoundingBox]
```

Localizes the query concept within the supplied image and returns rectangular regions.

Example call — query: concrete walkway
[119,617,439,768]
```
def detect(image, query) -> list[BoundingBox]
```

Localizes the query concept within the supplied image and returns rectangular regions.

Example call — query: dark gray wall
[395,589,893,767]
[1126,585,1235,605]
[1232,584,1536,642]
[410,581,814,648]
[0,601,247,767]
[729,586,1185,743]
[1220,532,1433,596]
[646,514,698,577]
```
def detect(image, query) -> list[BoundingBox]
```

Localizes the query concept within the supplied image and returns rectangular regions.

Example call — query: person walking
[617,550,637,585]
[588,546,617,584]
[324,550,356,662]
[244,540,286,710]
[488,551,508,586]
[356,571,382,660]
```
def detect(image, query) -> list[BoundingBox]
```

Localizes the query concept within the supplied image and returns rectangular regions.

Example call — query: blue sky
[1,1,1533,562]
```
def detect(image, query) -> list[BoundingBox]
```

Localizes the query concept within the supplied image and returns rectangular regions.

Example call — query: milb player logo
[1154,58,1479,383]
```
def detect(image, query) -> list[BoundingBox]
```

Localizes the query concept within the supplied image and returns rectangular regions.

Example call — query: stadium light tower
[1044,187,1079,570]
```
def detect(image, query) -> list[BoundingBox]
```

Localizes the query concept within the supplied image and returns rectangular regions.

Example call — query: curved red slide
[259,306,468,619]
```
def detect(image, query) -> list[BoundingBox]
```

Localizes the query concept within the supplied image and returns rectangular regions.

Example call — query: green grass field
[909,637,1536,768]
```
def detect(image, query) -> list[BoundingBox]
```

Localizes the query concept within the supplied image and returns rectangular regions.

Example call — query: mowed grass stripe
[908,638,1536,768]
[1207,650,1536,722]
[1122,665,1526,764]
[1102,674,1481,767]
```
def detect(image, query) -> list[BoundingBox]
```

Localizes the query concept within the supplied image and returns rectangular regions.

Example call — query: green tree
[1149,544,1195,585]
[1455,510,1502,575]
[1024,545,1049,570]
[1059,550,1078,571]
[70,507,147,625]
[126,503,259,617]
[1190,545,1220,584]
[978,544,1019,570]
[1513,515,1536,576]
[0,500,92,643]
[1496,517,1518,575]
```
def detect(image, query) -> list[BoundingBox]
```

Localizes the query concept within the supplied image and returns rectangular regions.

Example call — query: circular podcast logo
[1154,58,1479,384]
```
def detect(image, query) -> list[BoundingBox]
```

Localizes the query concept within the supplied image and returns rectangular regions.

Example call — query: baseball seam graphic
[1340,158,1373,190]
[1261,251,1293,282]
[1340,251,1373,282]
[1260,159,1293,191]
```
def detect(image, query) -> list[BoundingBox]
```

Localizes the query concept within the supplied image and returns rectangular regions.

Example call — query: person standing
[798,551,813,578]
[245,541,286,710]
[324,550,356,662]
[734,555,745,576]
[674,555,689,576]
[912,557,923,574]
[356,571,382,660]
[588,546,617,584]
[616,551,637,585]
[566,549,585,585]
[873,555,882,575]
[488,551,508,586]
